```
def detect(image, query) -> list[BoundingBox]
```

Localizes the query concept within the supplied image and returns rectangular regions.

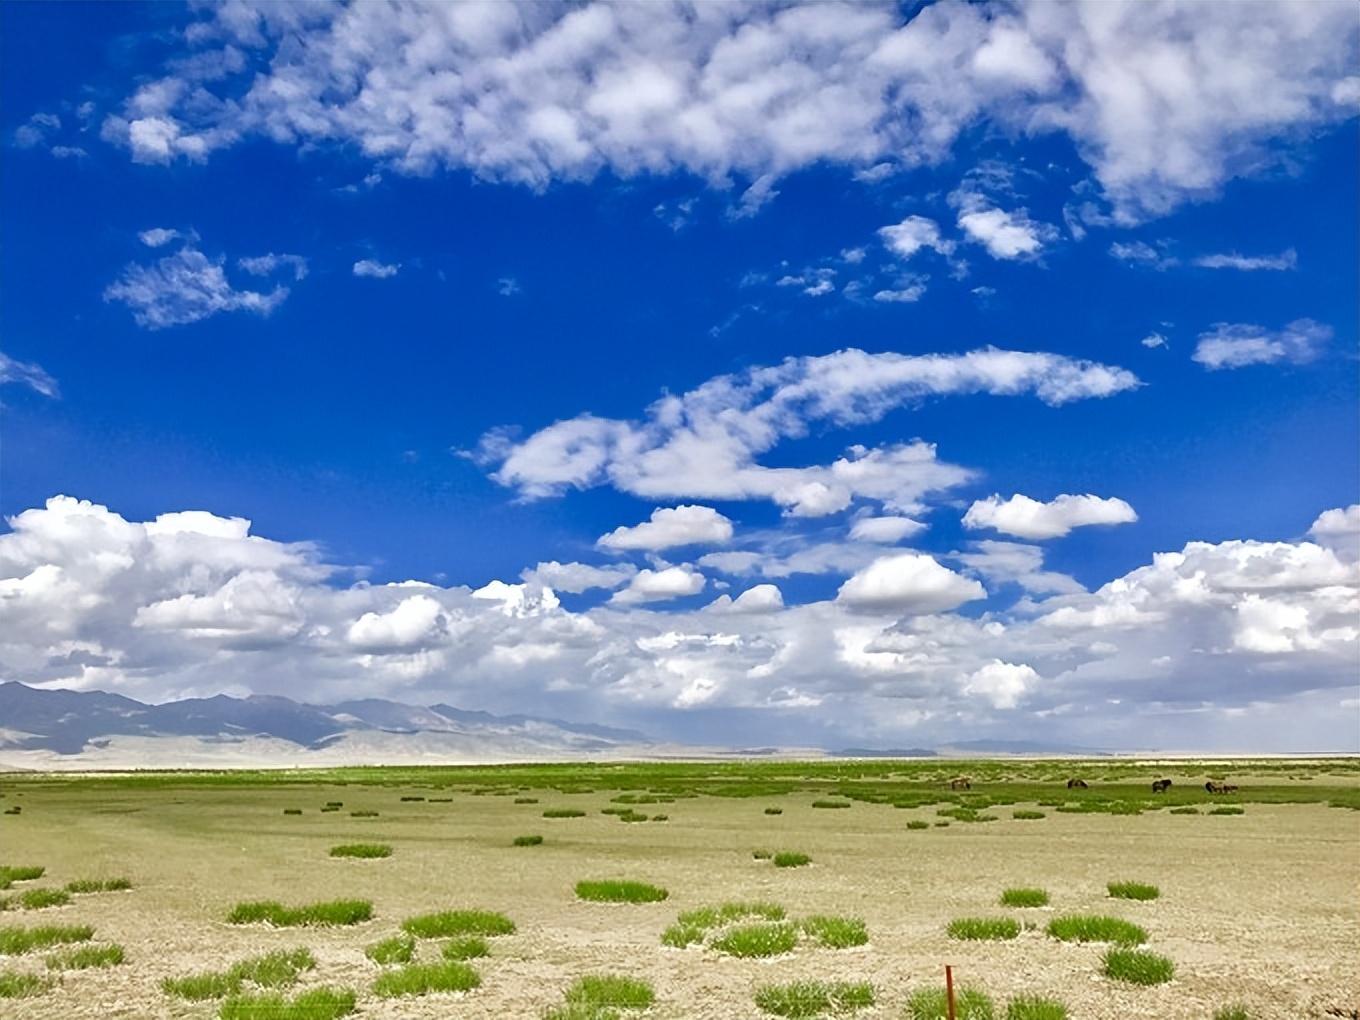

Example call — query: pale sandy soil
[0,780,1357,1019]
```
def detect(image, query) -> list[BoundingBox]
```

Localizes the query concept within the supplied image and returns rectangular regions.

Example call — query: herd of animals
[943,775,1241,793]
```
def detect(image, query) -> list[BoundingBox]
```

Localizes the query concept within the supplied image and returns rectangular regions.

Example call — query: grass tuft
[372,960,480,998]
[45,943,124,970]
[811,799,851,809]
[906,820,930,830]
[328,843,392,859]
[947,917,1020,941]
[283,808,303,815]
[1005,995,1068,1020]
[365,935,415,966]
[564,974,655,1010]
[0,971,51,998]
[219,987,357,1019]
[755,980,874,1017]
[772,851,811,868]
[764,807,783,815]
[349,810,379,818]
[710,922,798,958]
[1000,888,1049,908]
[799,915,868,949]
[442,936,489,960]
[226,900,372,927]
[513,834,545,846]
[401,909,515,938]
[1107,881,1159,901]
[163,948,316,1000]
[65,878,131,894]
[906,986,995,1020]
[1209,805,1245,815]
[0,867,44,891]
[543,809,587,819]
[1169,806,1200,815]
[1046,915,1146,945]
[14,889,70,910]
[1102,948,1175,985]
[1012,810,1046,820]
[1213,1007,1252,1020]
[575,880,668,904]
[0,923,93,955]
[514,797,539,804]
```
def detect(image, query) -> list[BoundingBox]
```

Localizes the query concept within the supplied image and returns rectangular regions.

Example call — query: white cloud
[104,240,289,329]
[96,1,1359,222]
[837,553,986,615]
[962,660,1037,709]
[1140,332,1169,350]
[14,112,60,149]
[964,493,1138,540]
[610,565,707,605]
[1307,505,1360,562]
[598,505,734,552]
[238,253,309,280]
[955,202,1056,260]
[849,516,926,544]
[1192,319,1332,370]
[706,583,784,614]
[1194,249,1298,271]
[498,277,521,297]
[872,280,928,304]
[521,560,636,593]
[0,352,59,398]
[138,227,183,248]
[347,595,447,652]
[473,347,1139,514]
[353,259,400,279]
[1109,240,1178,270]
[879,216,954,259]
[954,540,1084,595]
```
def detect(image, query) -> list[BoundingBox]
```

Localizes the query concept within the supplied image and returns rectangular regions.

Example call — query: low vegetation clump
[799,915,868,948]
[1169,806,1200,815]
[906,986,996,1020]
[1006,995,1068,1019]
[514,797,539,804]
[283,808,303,815]
[661,902,785,948]
[11,889,70,910]
[1209,805,1245,815]
[1046,915,1146,945]
[0,867,43,891]
[575,880,668,904]
[947,917,1021,941]
[324,801,343,808]
[329,843,392,859]
[513,834,544,846]
[0,971,51,998]
[399,796,425,802]
[1012,810,1046,820]
[938,806,999,823]
[65,878,131,894]
[772,851,811,868]
[545,974,656,1019]
[372,960,480,998]
[1107,881,1159,901]
[754,980,874,1017]
[709,921,799,958]
[219,987,357,1019]
[753,849,773,860]
[764,807,783,815]
[365,934,414,965]
[1213,1007,1252,1020]
[162,948,317,1000]
[45,943,124,970]
[442,936,488,960]
[543,809,587,819]
[1102,948,1175,985]
[1000,888,1049,908]
[0,923,93,954]
[811,799,851,809]
[226,900,372,927]
[906,820,930,830]
[401,909,515,938]
[320,805,340,813]
[349,810,379,818]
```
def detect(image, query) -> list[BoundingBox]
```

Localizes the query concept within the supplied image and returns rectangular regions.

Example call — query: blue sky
[2,1,1357,750]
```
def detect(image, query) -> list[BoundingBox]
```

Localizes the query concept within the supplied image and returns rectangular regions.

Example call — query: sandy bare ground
[0,779,1357,1019]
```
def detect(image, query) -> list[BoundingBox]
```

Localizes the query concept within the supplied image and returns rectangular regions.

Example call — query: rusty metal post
[945,964,956,1020]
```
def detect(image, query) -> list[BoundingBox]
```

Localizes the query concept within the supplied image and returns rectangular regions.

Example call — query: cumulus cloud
[238,253,309,280]
[849,516,927,544]
[1140,332,1169,350]
[95,1,1359,221]
[1194,249,1298,271]
[706,583,784,614]
[963,493,1138,540]
[353,259,400,279]
[0,495,1356,749]
[610,565,707,605]
[521,560,636,593]
[0,352,59,398]
[472,347,1139,516]
[836,553,986,614]
[953,191,1057,260]
[879,216,954,259]
[138,227,185,248]
[104,236,290,329]
[1192,319,1332,370]
[598,505,734,551]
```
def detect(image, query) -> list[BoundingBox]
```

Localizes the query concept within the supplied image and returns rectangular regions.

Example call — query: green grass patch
[906,820,930,830]
[710,921,798,958]
[164,948,317,1000]
[0,923,93,954]
[163,972,240,1000]
[400,796,425,801]
[329,843,392,859]
[219,987,357,1019]
[1006,994,1068,1020]
[365,934,415,965]
[559,974,655,1012]
[0,971,51,997]
[0,867,44,891]
[1169,806,1200,815]
[226,900,372,927]
[906,986,995,1020]
[772,851,811,868]
[283,808,303,815]
[543,809,587,818]
[1213,1007,1252,1020]
[45,943,124,970]
[13,889,70,910]
[1107,881,1159,901]
[1209,805,1245,815]
[947,917,1020,941]
[661,902,786,948]
[755,980,874,1017]
[1103,948,1175,985]
[1000,888,1049,908]
[811,799,851,809]
[442,936,488,960]
[1046,915,1146,945]
[514,797,539,804]
[372,960,480,997]
[575,880,668,904]
[64,878,131,894]
[764,807,783,815]
[1012,810,1046,820]
[513,834,544,846]
[799,915,868,948]
[401,909,515,938]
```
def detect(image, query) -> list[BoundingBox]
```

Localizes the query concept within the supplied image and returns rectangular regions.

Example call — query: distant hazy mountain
[0,681,654,765]
[830,747,937,758]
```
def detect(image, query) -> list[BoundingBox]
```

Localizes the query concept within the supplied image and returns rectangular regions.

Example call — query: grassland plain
[0,759,1355,1018]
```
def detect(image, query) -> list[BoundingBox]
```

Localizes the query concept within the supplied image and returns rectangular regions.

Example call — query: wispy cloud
[0,352,59,398]
[1192,319,1332,371]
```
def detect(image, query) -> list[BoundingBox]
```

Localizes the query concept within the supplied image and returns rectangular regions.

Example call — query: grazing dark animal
[1066,778,1088,789]
[948,776,972,790]
[1205,781,1227,794]
[1151,779,1172,793]
[1222,783,1239,793]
